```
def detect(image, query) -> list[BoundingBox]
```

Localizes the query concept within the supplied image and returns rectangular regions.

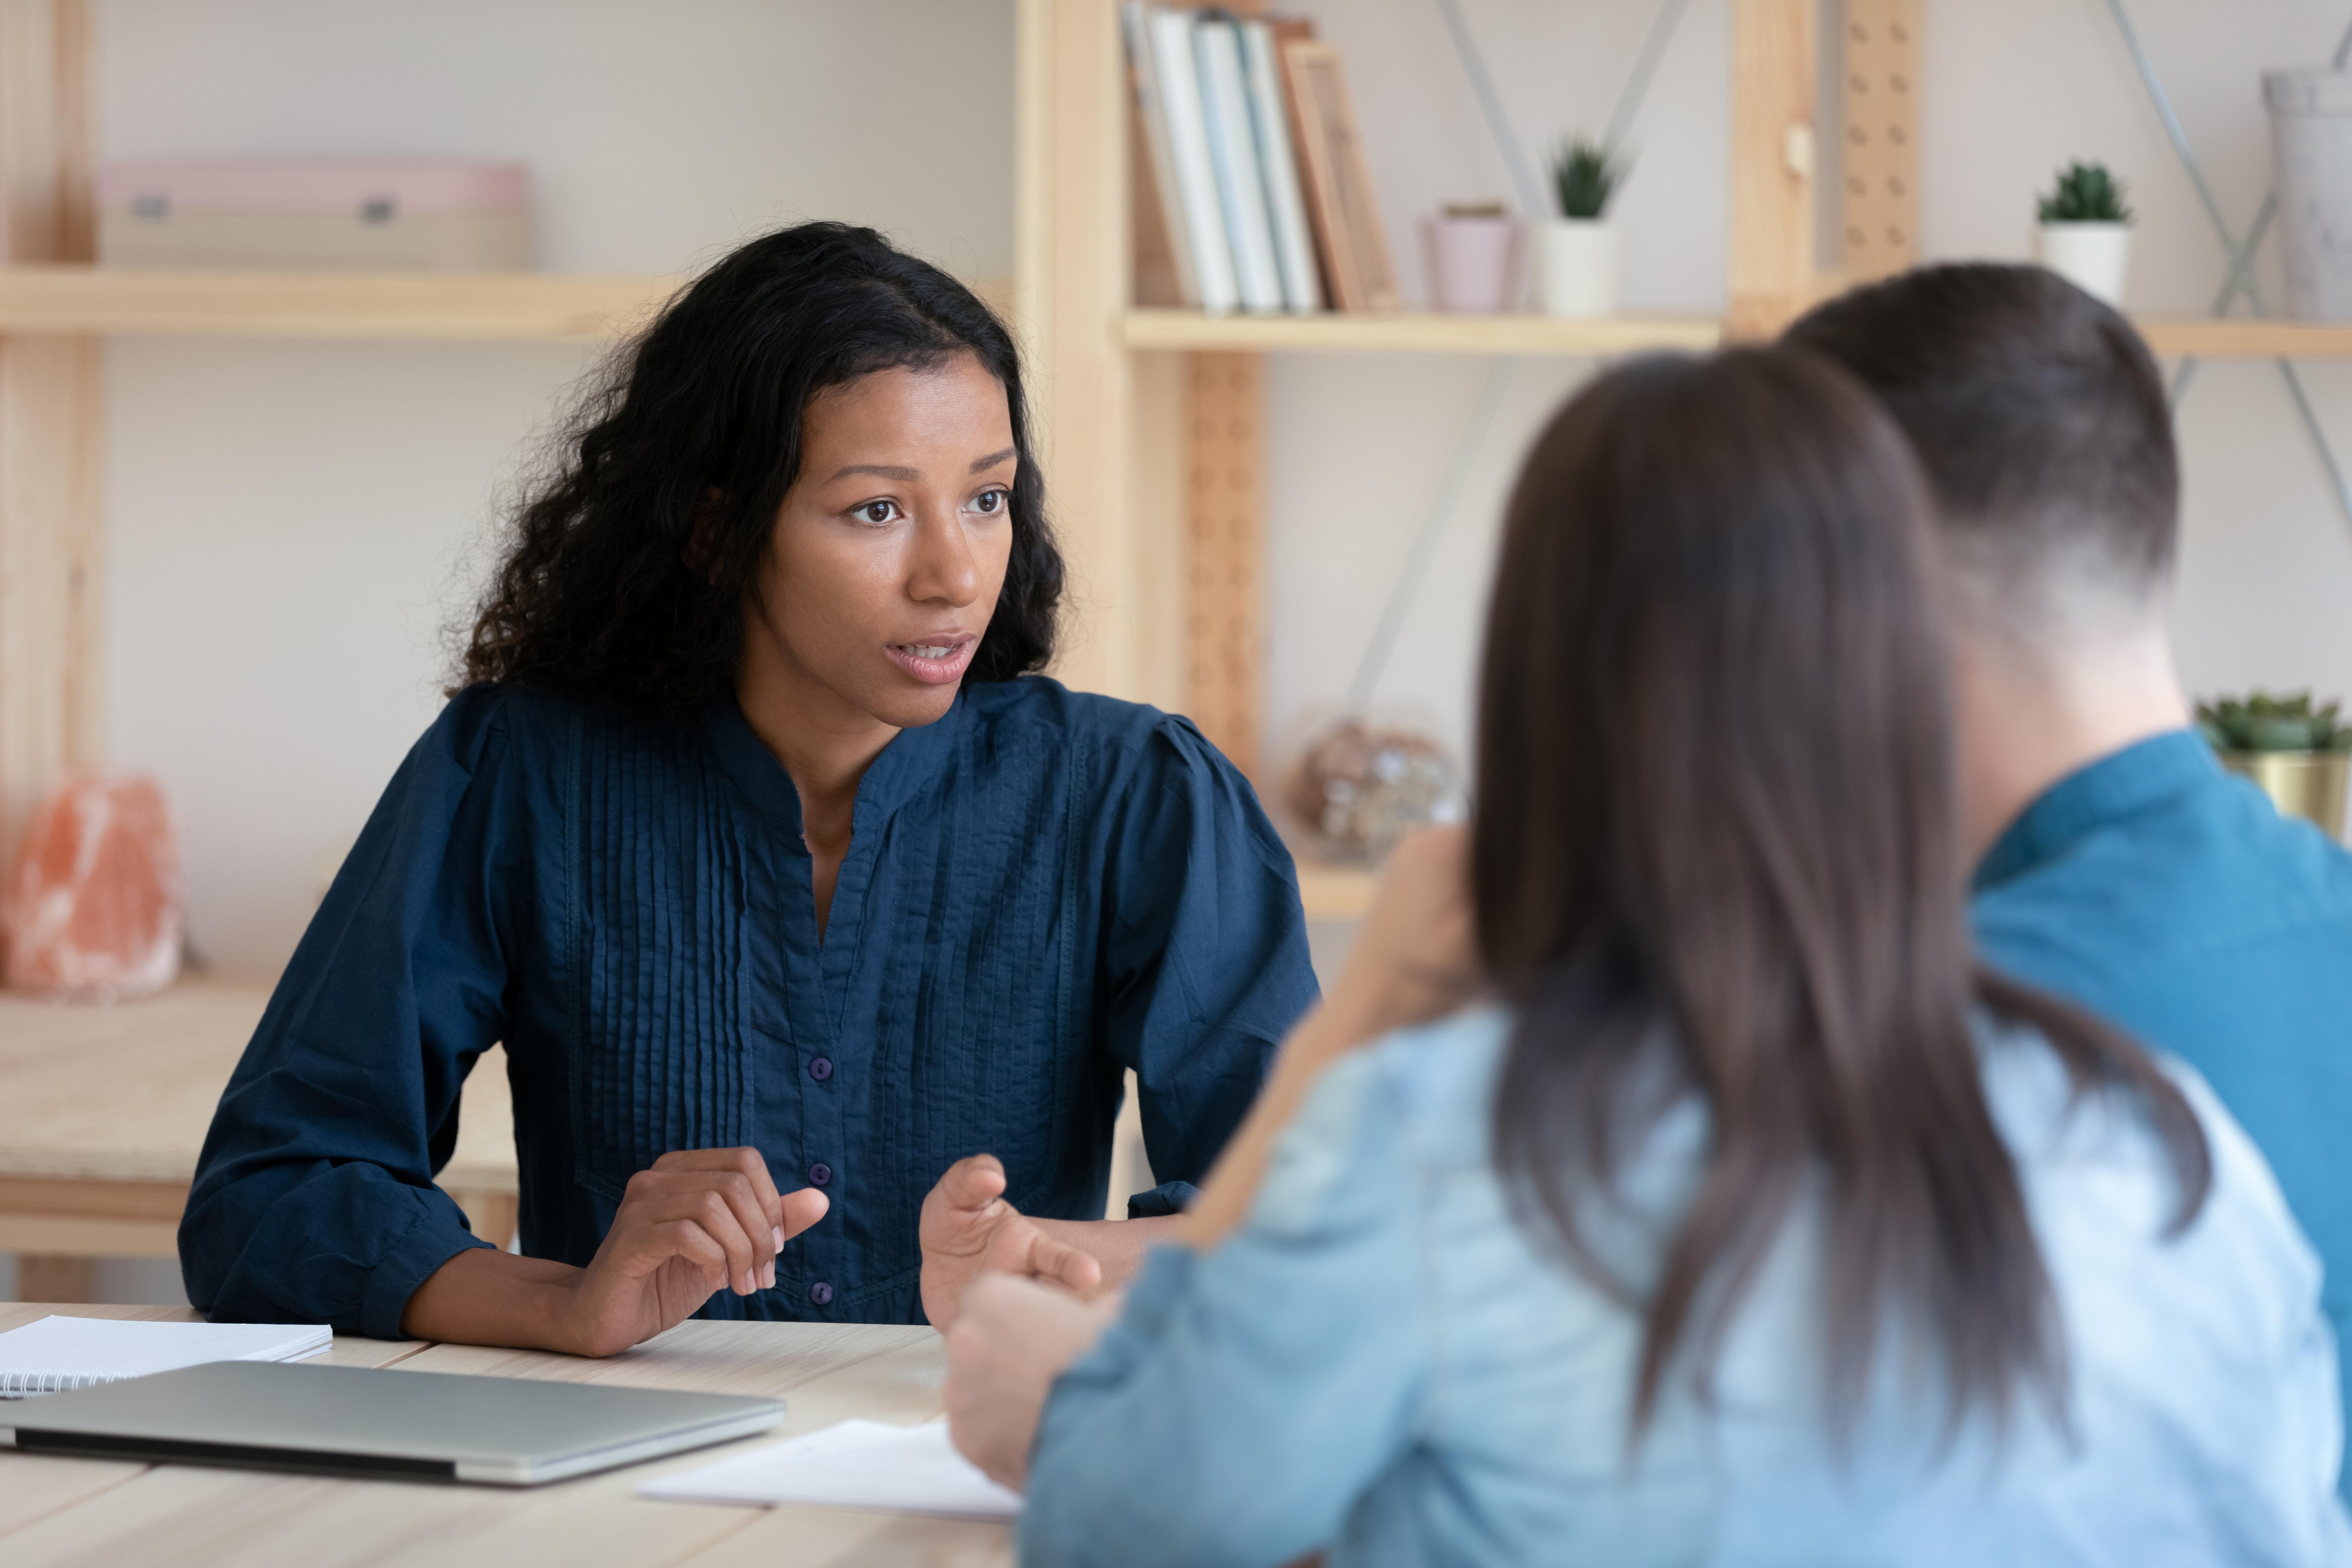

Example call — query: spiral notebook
[0,1315,330,1396]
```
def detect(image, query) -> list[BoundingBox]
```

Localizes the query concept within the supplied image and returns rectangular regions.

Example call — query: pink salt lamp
[2,771,182,1001]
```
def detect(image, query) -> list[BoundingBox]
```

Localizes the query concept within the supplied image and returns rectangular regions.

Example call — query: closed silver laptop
[0,1359,786,1485]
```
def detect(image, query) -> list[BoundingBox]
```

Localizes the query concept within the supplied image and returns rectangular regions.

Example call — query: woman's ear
[684,489,725,585]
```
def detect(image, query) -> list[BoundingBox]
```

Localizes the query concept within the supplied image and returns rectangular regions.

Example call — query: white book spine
[1194,18,1285,315]
[1240,20,1323,315]
[1147,10,1239,316]
[1,1370,112,1396]
[1122,0,1199,308]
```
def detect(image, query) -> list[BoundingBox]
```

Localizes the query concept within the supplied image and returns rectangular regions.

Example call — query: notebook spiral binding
[0,1370,113,1396]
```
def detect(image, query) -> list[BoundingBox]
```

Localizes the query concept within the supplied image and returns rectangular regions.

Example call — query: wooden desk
[0,981,519,1300]
[0,1303,1004,1566]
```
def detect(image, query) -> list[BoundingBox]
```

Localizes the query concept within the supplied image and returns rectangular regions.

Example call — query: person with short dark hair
[180,223,1318,1351]
[1787,263,2352,1504]
[942,350,2348,1562]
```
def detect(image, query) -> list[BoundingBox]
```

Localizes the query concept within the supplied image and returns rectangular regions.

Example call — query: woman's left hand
[920,1154,1104,1330]
[944,1271,1124,1489]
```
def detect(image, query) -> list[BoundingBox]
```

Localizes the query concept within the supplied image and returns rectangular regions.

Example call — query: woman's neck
[735,651,900,938]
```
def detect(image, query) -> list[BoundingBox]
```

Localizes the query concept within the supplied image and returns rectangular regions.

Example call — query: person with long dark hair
[180,223,1318,1350]
[944,349,2350,1562]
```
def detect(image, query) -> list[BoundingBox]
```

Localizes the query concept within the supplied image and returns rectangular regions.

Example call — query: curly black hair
[459,222,1063,703]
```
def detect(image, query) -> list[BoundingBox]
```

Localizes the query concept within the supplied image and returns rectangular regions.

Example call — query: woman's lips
[885,636,977,685]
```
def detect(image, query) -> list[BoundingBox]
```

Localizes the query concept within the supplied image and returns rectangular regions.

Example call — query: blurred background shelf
[2134,318,2352,359]
[1120,307,1724,356]
[1124,308,2352,362]
[1295,859,1377,921]
[0,266,678,340]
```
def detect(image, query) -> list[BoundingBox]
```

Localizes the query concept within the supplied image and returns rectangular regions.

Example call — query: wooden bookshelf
[0,266,680,340]
[1122,308,1723,356]
[1296,859,1377,921]
[2134,318,2352,360]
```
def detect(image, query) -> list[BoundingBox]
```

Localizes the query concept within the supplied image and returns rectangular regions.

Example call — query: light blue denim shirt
[1022,1009,2352,1567]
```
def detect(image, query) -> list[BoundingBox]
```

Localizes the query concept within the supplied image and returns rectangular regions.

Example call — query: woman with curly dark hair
[180,223,1318,1353]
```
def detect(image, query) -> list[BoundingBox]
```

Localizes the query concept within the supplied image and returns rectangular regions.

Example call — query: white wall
[1261,0,2352,818]
[99,0,1016,978]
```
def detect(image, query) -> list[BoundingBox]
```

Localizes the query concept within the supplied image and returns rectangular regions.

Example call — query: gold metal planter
[2219,750,2351,838]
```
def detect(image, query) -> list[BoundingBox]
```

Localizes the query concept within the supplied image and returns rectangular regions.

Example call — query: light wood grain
[0,979,517,1258]
[1837,0,1920,283]
[0,266,680,339]
[1185,352,1264,780]
[1016,0,1146,705]
[1122,307,1722,355]
[1727,0,1817,339]
[2134,318,2352,359]
[0,1314,1004,1567]
[1296,860,1375,922]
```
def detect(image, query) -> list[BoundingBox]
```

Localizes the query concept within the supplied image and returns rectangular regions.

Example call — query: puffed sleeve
[1096,715,1320,1217]
[179,686,530,1337]
[1020,1049,1428,1566]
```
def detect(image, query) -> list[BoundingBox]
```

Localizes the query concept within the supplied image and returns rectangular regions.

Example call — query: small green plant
[1549,136,1628,221]
[2197,691,2352,752]
[2037,160,2133,224]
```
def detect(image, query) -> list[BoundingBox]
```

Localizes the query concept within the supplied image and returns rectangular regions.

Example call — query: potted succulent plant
[1538,136,1628,318]
[2197,690,2352,837]
[2035,160,2134,306]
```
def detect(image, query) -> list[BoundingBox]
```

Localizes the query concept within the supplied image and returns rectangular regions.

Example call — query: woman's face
[742,352,1018,733]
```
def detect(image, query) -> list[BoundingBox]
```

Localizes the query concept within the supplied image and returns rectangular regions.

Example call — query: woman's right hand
[553,1147,830,1356]
[400,1146,828,1357]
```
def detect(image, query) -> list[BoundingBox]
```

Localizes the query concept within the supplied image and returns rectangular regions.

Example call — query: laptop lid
[0,1359,786,1486]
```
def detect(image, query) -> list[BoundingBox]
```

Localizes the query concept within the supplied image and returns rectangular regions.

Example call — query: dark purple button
[809,1281,834,1307]
[808,1162,832,1188]
[809,1056,833,1082]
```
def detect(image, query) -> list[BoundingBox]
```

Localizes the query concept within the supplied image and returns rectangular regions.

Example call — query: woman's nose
[909,512,980,606]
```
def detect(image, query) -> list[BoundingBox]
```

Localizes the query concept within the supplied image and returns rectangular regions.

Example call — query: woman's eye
[853,500,900,526]
[971,488,1009,516]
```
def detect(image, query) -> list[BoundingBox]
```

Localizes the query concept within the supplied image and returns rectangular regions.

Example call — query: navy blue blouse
[180,677,1318,1337]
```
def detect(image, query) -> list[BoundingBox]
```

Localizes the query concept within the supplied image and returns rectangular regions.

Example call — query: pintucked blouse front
[180,676,1318,1338]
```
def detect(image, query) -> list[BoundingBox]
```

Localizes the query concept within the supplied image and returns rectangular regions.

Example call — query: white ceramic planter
[1537,219,1620,318]
[1422,214,1519,314]
[2035,222,2132,307]
[2266,68,2352,320]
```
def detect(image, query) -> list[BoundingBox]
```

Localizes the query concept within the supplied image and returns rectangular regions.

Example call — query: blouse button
[809,1056,834,1082]
[809,1162,833,1187]
[810,1281,834,1307]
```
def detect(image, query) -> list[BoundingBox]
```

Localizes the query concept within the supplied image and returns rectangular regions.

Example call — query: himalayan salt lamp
[2,771,182,1002]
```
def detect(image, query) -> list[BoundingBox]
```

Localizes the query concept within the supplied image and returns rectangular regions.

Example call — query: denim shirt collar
[699,683,968,844]
[1972,728,2220,893]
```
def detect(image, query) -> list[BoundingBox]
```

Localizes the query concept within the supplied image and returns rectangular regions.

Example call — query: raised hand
[920,1154,1103,1331]
[555,1147,829,1356]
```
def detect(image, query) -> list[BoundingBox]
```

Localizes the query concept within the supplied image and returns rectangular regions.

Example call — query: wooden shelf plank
[2135,318,2352,360]
[0,266,681,340]
[1296,860,1376,921]
[1121,308,1724,356]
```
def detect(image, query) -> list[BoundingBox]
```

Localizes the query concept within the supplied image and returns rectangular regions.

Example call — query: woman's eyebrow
[828,463,920,482]
[970,446,1018,473]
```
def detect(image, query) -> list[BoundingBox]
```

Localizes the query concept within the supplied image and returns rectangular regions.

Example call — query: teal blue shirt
[1972,729,2352,1501]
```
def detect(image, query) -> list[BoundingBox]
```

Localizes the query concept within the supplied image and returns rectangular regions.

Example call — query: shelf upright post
[0,0,101,884]
[1727,0,1819,338]
[1017,0,1181,710]
[1836,0,1921,285]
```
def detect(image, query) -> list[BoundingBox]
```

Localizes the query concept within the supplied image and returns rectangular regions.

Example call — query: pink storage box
[99,159,533,271]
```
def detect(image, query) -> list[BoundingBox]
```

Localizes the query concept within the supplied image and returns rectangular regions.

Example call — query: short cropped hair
[1783,264,2178,618]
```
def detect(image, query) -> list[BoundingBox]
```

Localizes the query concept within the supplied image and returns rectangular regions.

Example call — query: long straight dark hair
[1478,348,2210,1441]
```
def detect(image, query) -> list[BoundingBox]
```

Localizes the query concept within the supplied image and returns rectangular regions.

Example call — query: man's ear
[684,489,725,585]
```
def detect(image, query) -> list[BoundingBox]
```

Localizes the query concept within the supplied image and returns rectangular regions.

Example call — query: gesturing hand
[945,1272,1124,1489]
[920,1155,1102,1331]
[555,1147,829,1357]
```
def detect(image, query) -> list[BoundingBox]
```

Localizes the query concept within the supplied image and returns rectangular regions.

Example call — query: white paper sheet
[0,1315,331,1396]
[639,1418,1022,1521]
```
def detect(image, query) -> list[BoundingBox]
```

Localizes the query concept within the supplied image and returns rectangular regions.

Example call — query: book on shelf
[1124,7,1391,317]
[1281,38,1401,312]
[1139,6,1239,315]
[1194,16,1286,315]
[1242,18,1324,314]
[1121,1,1198,308]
